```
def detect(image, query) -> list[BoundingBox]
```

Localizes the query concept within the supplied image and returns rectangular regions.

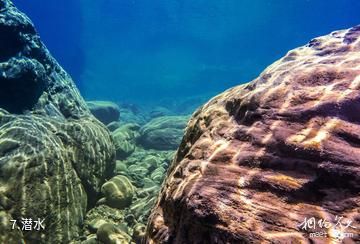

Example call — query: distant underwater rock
[159,95,211,115]
[119,103,147,125]
[145,26,360,243]
[0,1,115,243]
[138,115,189,150]
[87,100,120,125]
[112,123,140,159]
[107,121,122,131]
[148,106,172,119]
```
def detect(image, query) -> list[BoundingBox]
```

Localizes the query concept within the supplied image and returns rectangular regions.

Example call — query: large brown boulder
[145,26,360,243]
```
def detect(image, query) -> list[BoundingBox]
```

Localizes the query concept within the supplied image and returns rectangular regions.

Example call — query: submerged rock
[119,103,147,125]
[148,106,172,119]
[0,211,24,243]
[96,223,131,244]
[82,205,126,236]
[150,167,166,184]
[145,26,360,243]
[95,148,175,241]
[132,223,146,243]
[138,116,189,150]
[100,175,135,210]
[112,123,140,159]
[87,101,120,125]
[81,234,98,244]
[0,1,115,243]
[82,147,173,243]
[118,149,174,188]
[130,195,157,223]
[115,160,128,173]
[107,121,122,132]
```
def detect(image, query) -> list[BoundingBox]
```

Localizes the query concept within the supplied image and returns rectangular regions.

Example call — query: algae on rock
[107,121,122,132]
[0,1,115,243]
[112,123,140,159]
[100,175,135,210]
[0,7,193,241]
[96,223,131,244]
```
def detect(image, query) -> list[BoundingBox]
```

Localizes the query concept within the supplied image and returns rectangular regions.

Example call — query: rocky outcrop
[0,1,115,243]
[145,26,360,243]
[87,101,120,125]
[138,116,189,150]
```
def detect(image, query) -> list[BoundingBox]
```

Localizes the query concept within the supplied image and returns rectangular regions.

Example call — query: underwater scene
[0,0,359,243]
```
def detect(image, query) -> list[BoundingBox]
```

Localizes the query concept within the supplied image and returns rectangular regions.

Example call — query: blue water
[13,0,360,110]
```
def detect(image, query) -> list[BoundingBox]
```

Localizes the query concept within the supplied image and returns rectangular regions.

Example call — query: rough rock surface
[145,26,360,243]
[87,101,120,125]
[100,175,135,210]
[0,1,115,243]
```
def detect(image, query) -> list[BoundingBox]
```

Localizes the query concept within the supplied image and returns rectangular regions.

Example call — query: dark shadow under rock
[0,58,47,113]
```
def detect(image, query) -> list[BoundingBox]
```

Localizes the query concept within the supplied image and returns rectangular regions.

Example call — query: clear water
[13,0,360,110]
[3,1,360,243]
